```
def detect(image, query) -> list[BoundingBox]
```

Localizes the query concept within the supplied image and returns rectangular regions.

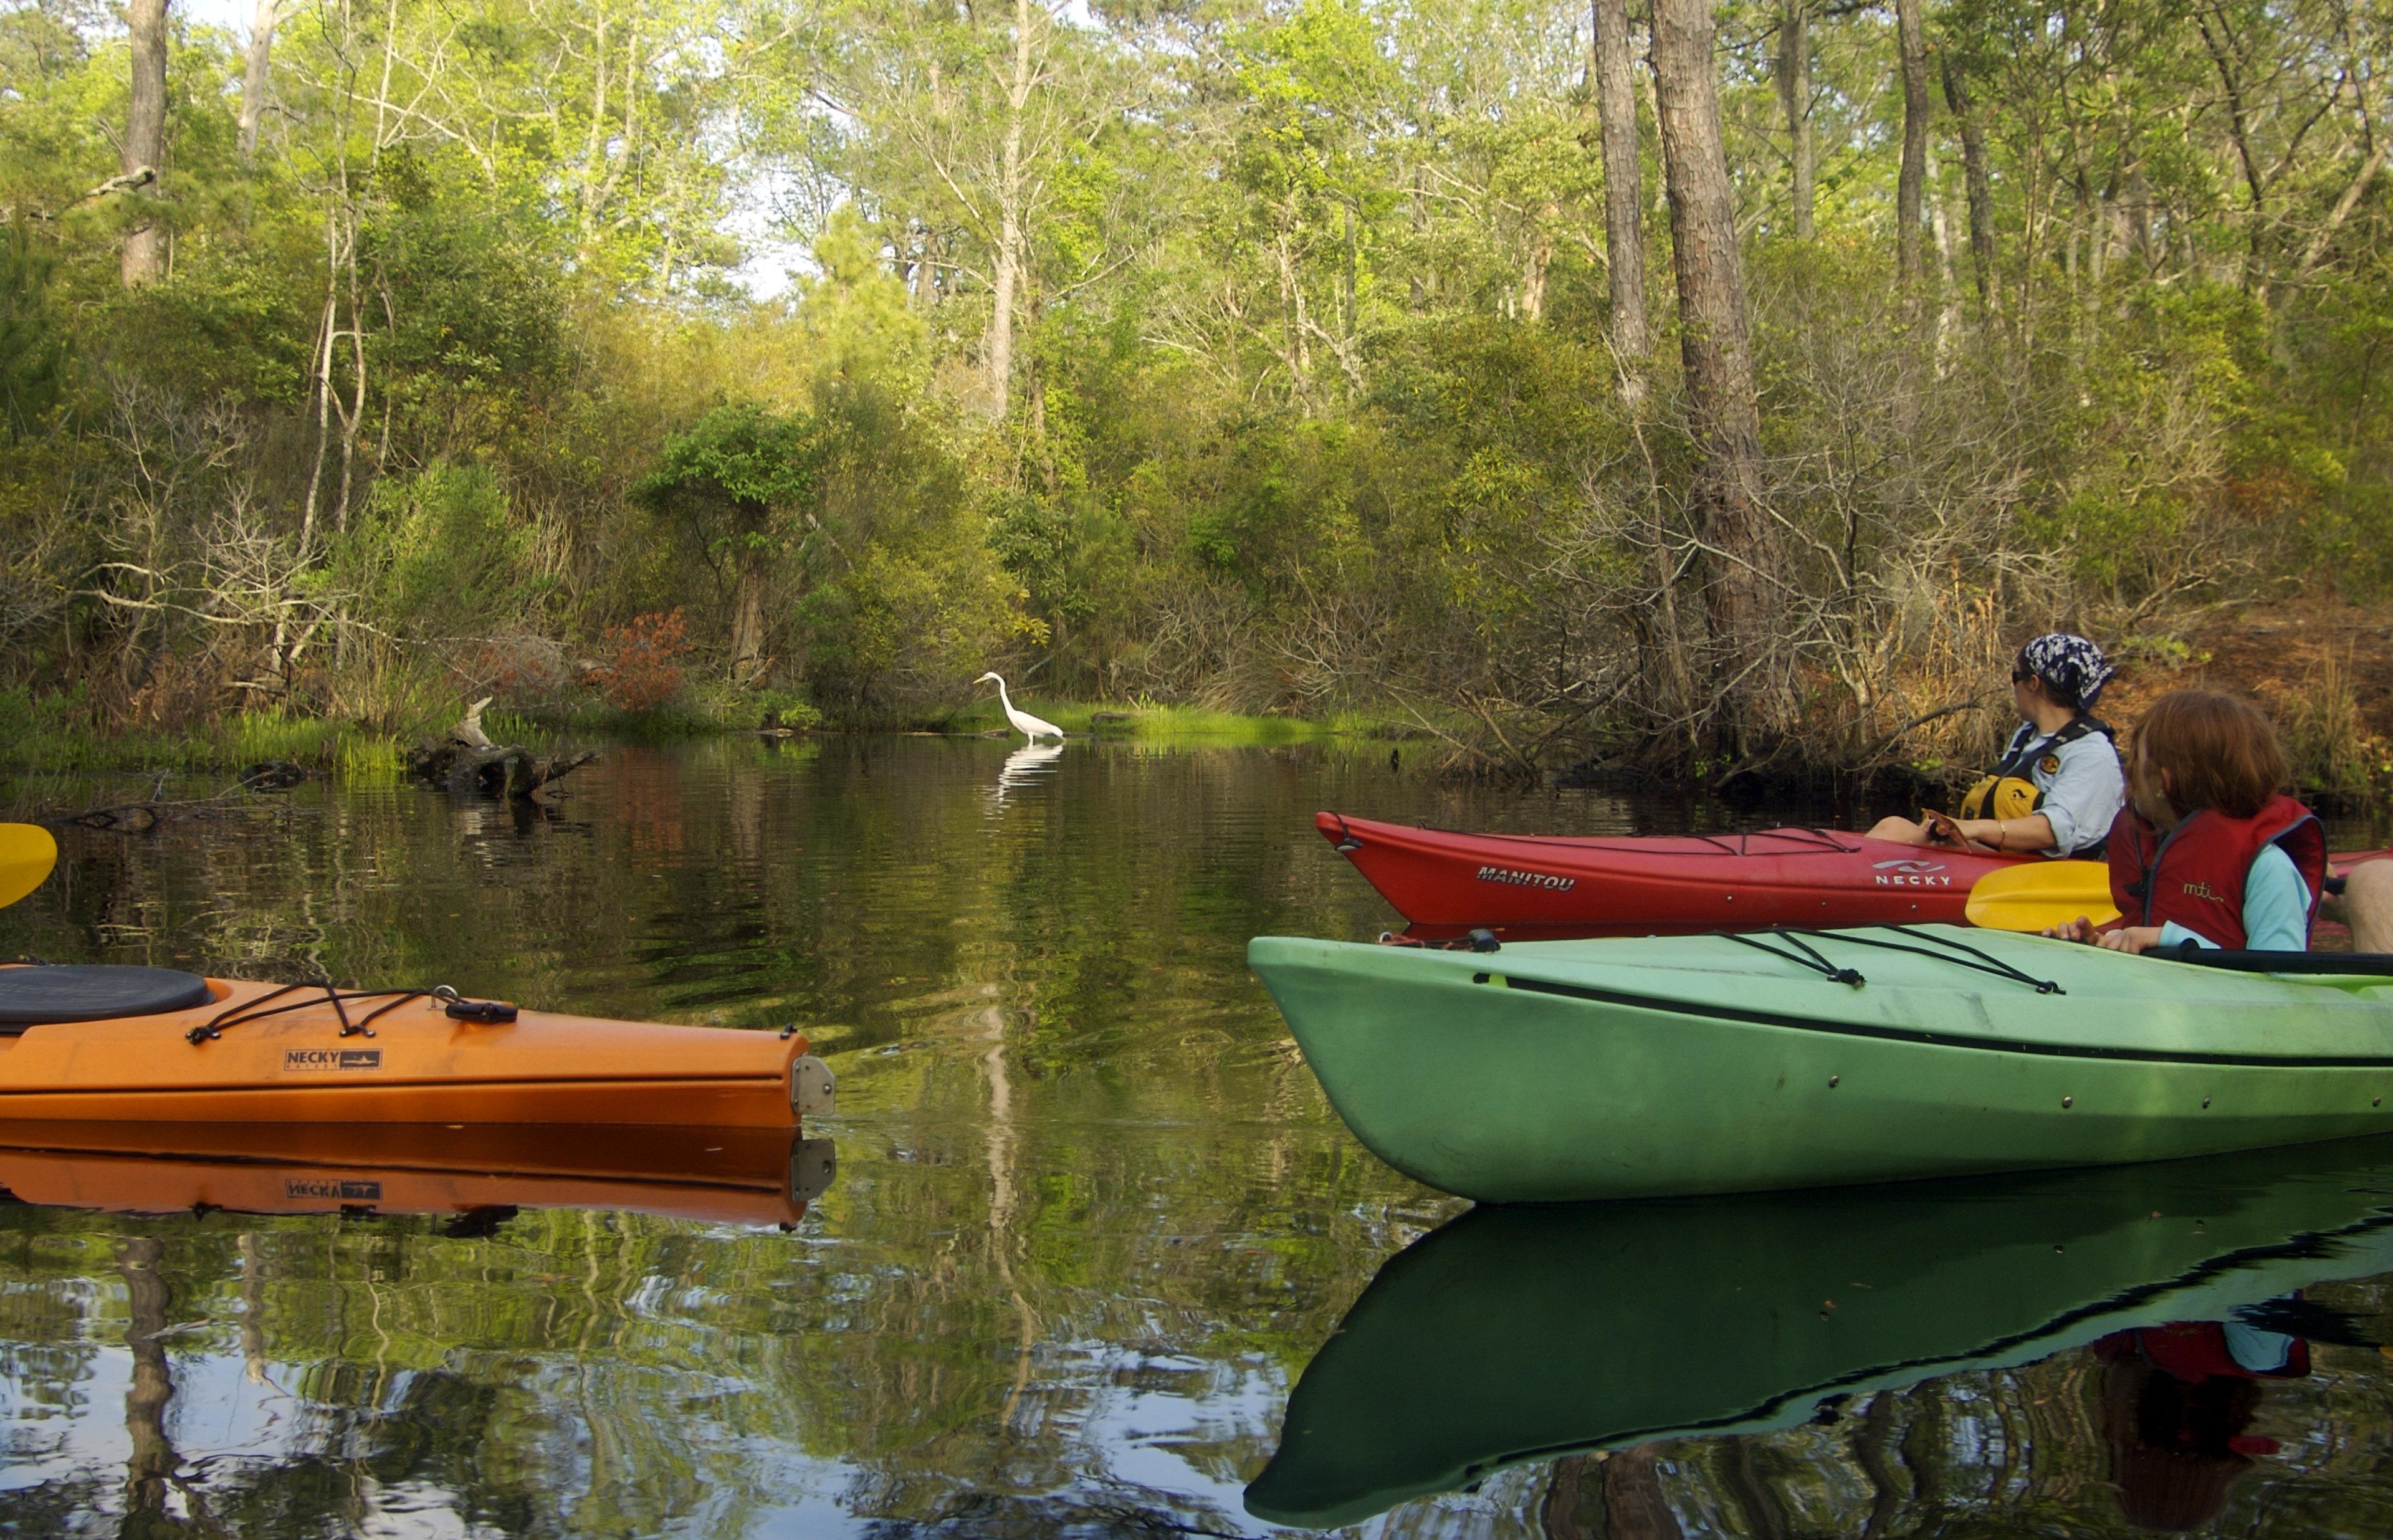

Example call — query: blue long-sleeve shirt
[2157,843,2309,952]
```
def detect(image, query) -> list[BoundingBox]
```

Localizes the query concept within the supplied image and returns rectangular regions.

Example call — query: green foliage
[338,464,539,639]
[800,206,929,385]
[0,222,66,438]
[0,0,2386,778]
[635,402,821,538]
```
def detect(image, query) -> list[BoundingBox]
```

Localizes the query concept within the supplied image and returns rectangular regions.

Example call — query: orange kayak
[0,1121,835,1228]
[0,967,833,1127]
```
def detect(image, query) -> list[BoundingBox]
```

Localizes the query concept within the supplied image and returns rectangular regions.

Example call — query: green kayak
[1247,924,2393,1202]
[1246,1136,2393,1528]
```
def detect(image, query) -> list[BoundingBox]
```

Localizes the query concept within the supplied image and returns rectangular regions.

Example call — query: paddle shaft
[2159,941,2393,975]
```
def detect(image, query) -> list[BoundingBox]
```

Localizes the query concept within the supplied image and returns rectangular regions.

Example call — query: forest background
[0,0,2387,788]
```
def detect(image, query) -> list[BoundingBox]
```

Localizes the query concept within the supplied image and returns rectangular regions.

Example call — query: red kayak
[1319,811,2393,938]
[1317,810,2033,934]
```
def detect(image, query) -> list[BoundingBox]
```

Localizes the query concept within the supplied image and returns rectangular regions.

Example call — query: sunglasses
[2011,669,2036,684]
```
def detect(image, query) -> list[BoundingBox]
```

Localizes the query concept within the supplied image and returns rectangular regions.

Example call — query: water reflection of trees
[9,1157,2393,1535]
[0,1167,1400,1533]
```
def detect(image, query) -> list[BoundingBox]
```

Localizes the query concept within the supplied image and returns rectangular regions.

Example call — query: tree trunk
[1603,1445,1687,1540]
[238,0,278,162]
[1409,164,1430,308]
[1591,0,1647,404]
[731,559,767,681]
[915,227,940,305]
[984,0,1035,420]
[121,0,170,287]
[2197,11,2268,294]
[1651,0,1785,750]
[118,1236,175,1519]
[1775,0,1813,241]
[1344,201,1360,337]
[1942,53,1999,314]
[1522,206,1554,321]
[1894,0,1929,291]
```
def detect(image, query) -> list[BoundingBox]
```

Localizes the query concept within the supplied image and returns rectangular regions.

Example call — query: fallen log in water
[406,698,596,800]
[40,765,313,833]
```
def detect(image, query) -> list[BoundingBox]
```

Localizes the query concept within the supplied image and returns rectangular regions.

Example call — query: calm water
[2,735,2392,1537]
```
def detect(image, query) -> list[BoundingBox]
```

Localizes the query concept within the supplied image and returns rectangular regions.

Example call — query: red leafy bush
[586,610,693,713]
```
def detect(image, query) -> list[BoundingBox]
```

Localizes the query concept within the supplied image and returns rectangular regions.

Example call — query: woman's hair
[2130,690,2288,819]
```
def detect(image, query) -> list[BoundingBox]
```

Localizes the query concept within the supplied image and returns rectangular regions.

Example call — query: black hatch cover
[0,965,214,1028]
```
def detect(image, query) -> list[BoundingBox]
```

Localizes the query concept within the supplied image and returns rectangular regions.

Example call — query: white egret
[973,672,1066,741]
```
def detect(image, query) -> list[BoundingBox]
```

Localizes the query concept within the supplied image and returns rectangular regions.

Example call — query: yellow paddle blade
[0,823,57,910]
[1964,859,2120,932]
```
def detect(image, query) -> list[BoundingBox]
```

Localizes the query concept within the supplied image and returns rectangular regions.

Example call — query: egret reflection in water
[991,741,1064,801]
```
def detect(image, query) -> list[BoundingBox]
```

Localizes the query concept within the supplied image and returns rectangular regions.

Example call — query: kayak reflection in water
[2045,690,2323,955]
[1868,633,2123,859]
[2097,1309,2320,1532]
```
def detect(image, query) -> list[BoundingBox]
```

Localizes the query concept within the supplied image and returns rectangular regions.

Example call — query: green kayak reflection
[1246,1137,2393,1529]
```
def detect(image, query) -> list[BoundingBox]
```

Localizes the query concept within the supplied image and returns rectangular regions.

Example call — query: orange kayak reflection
[0,1121,836,1229]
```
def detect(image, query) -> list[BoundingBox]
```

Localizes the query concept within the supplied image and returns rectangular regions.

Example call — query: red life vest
[2094,1321,2312,1382]
[2106,795,2326,950]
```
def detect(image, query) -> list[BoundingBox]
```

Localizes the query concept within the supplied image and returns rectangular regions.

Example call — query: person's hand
[2043,916,2099,943]
[2096,925,2166,954]
[1922,809,1996,853]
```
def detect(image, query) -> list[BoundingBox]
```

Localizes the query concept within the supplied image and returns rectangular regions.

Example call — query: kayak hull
[1249,927,2393,1201]
[0,1078,796,1126]
[0,976,821,1128]
[1316,810,2023,932]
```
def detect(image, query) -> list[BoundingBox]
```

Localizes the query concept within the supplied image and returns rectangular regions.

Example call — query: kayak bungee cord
[1716,925,2066,995]
[1720,930,1865,985]
[186,982,518,1046]
[1833,925,2067,993]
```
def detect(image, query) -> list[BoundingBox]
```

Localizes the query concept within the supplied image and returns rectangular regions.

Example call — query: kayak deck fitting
[0,965,835,1127]
[1249,922,2393,1202]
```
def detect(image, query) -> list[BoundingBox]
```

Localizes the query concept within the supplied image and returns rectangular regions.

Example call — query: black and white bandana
[2022,633,2115,710]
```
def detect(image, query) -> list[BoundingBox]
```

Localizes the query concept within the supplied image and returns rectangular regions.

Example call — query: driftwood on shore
[406,698,596,800]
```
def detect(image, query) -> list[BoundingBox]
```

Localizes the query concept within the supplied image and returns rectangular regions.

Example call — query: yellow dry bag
[1956,717,2111,825]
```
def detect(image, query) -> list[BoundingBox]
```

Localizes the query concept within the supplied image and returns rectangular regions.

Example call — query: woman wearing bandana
[1866,633,2126,859]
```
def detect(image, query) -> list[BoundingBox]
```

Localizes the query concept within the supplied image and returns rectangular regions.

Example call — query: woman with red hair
[2048,690,2324,954]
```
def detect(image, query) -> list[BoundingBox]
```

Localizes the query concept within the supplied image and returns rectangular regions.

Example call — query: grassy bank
[932,698,1427,742]
[0,683,1418,794]
[0,692,408,781]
